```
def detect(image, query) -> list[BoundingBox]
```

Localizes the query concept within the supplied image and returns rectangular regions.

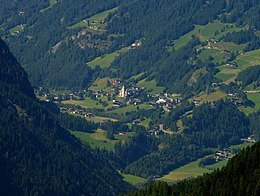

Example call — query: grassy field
[216,49,260,83]
[108,104,152,115]
[173,26,203,50]
[160,159,211,182]
[63,98,106,109]
[192,90,227,103]
[85,115,117,123]
[40,0,57,12]
[216,67,240,83]
[137,79,164,95]
[88,77,114,91]
[87,47,128,69]
[129,72,145,81]
[70,129,135,151]
[9,24,26,35]
[239,93,260,115]
[213,42,245,52]
[198,49,226,64]
[140,118,151,128]
[69,7,117,30]
[160,141,253,182]
[235,49,260,70]
[118,171,146,185]
[173,20,245,51]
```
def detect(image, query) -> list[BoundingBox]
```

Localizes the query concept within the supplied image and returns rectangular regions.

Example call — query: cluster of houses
[241,135,256,143]
[129,40,142,49]
[60,107,94,118]
[148,125,164,136]
[225,62,238,68]
[215,149,231,160]
[34,87,85,102]
[89,90,110,99]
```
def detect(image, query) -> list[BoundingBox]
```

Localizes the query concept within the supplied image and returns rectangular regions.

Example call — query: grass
[200,21,226,38]
[216,72,237,82]
[212,42,245,52]
[40,0,57,12]
[205,160,228,170]
[235,49,260,70]
[140,118,151,128]
[85,115,117,123]
[172,20,246,51]
[160,159,211,182]
[118,171,146,185]
[192,90,227,102]
[239,93,260,115]
[245,83,260,91]
[160,141,253,182]
[69,7,117,30]
[198,49,226,64]
[108,104,152,115]
[87,47,128,69]
[49,0,57,6]
[176,119,185,132]
[9,24,26,35]
[63,98,106,109]
[129,72,145,81]
[70,129,135,151]
[88,77,114,91]
[137,79,164,95]
[172,26,203,50]
[229,142,254,151]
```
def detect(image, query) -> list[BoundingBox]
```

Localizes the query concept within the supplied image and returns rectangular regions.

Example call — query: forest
[127,142,260,196]
[1,0,260,195]
[0,38,132,195]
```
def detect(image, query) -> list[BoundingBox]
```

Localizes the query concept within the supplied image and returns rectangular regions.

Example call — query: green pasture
[137,79,164,95]
[69,7,117,30]
[87,47,128,69]
[118,171,146,185]
[70,129,135,151]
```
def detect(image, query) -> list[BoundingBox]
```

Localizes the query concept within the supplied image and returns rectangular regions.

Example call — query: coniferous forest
[1,0,260,195]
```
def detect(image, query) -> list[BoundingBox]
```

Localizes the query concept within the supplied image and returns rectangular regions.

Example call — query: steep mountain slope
[0,38,131,195]
[2,0,259,91]
[127,142,260,196]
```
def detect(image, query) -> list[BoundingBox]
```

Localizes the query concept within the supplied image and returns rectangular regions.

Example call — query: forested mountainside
[0,38,131,195]
[1,0,260,91]
[1,0,260,194]
[127,142,260,196]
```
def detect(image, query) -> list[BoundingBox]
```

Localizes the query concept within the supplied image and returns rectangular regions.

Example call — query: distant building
[119,86,127,98]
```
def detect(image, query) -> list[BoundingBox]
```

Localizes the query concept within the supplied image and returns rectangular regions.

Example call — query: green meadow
[70,129,135,151]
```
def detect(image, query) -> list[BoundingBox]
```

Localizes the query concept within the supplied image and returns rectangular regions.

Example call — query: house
[221,49,231,54]
[208,38,219,44]
[112,100,123,107]
[119,132,126,135]
[156,98,167,105]
[215,150,230,160]
[225,62,238,67]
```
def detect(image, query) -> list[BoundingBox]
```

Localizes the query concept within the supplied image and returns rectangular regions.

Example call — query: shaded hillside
[127,142,260,196]
[0,38,131,195]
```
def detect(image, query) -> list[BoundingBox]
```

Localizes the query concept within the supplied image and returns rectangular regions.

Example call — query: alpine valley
[1,0,260,195]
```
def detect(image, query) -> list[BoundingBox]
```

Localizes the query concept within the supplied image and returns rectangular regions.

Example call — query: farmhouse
[225,62,238,67]
[215,150,230,160]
